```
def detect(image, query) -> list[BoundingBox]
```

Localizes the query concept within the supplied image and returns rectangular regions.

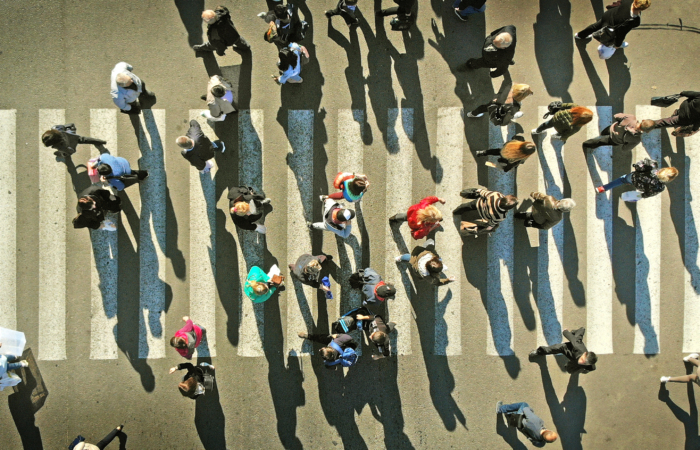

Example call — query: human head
[657,167,679,184]
[417,205,443,225]
[176,136,194,149]
[511,84,533,103]
[370,330,389,346]
[633,0,651,11]
[639,119,655,133]
[274,4,289,20]
[211,84,225,98]
[556,198,576,212]
[499,195,518,211]
[348,176,369,196]
[376,283,396,300]
[231,201,249,216]
[493,32,513,49]
[78,197,96,211]
[278,47,298,72]
[178,377,198,397]
[170,336,187,349]
[248,280,270,297]
[115,73,133,87]
[542,430,558,443]
[202,10,217,24]
[97,164,113,177]
[426,255,443,274]
[570,107,594,127]
[334,208,356,223]
[41,129,62,147]
[581,351,598,366]
[320,347,337,362]
[304,259,322,281]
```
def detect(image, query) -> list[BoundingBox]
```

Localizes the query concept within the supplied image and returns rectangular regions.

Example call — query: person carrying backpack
[532,103,593,142]
[297,331,358,368]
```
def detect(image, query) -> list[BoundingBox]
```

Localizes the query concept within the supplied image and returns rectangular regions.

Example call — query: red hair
[570,107,593,127]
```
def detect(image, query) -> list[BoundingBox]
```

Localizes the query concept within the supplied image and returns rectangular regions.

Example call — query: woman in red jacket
[170,316,204,359]
[389,196,446,239]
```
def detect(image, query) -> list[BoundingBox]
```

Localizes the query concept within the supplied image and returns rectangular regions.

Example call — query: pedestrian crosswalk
[0,106,694,360]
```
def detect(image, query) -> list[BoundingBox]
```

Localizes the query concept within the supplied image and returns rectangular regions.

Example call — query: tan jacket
[206,75,236,117]
[408,246,452,286]
[530,192,563,230]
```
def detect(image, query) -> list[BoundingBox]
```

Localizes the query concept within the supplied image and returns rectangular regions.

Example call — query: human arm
[613,17,640,48]
[680,91,700,99]
[170,362,195,374]
[180,317,194,334]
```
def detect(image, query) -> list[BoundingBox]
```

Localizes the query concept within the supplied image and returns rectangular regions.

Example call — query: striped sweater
[476,189,508,226]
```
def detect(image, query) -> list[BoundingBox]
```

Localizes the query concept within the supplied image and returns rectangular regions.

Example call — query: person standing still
[193,6,250,55]
[496,402,558,447]
[457,25,517,78]
[110,62,155,115]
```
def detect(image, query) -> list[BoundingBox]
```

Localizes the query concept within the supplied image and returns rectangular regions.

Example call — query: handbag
[591,27,616,47]
[597,44,616,60]
[651,94,681,108]
[270,274,285,286]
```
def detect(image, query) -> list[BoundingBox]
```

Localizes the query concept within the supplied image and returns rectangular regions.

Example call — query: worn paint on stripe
[435,107,462,356]
[138,110,167,359]
[386,108,414,356]
[486,123,516,356]
[0,111,16,330]
[286,110,315,356]
[634,105,661,355]
[189,112,218,358]
[89,109,119,359]
[38,109,67,360]
[684,127,700,351]
[535,106,565,347]
[585,106,614,354]
[238,110,266,357]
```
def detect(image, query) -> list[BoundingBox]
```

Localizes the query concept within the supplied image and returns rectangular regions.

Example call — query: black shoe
[376,9,385,16]
[454,9,468,22]
[145,90,155,97]
[388,214,400,222]
[456,62,470,72]
[528,350,539,359]
[509,60,515,66]
[325,10,333,18]
[200,95,207,101]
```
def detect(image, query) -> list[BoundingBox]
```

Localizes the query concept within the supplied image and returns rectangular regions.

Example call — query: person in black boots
[529,327,598,374]
[457,25,517,78]
[325,0,360,26]
[169,362,216,399]
[41,123,106,159]
[176,120,225,174]
[193,6,250,55]
[72,185,122,230]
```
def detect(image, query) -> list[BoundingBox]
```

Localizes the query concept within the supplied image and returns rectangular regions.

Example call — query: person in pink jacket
[170,316,204,359]
[389,196,445,240]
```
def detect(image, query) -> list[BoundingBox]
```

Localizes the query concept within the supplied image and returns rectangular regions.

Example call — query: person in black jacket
[376,0,415,19]
[261,3,307,49]
[529,327,598,374]
[228,185,269,234]
[653,91,700,133]
[595,158,678,199]
[169,362,216,399]
[288,254,332,292]
[575,0,649,48]
[453,0,486,22]
[193,6,250,54]
[325,0,359,26]
[41,124,106,158]
[176,120,224,173]
[457,25,517,78]
[72,185,122,230]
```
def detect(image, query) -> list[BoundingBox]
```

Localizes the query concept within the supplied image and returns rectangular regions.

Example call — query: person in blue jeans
[453,0,486,22]
[595,158,678,199]
[93,154,149,192]
[0,352,28,377]
[496,401,558,447]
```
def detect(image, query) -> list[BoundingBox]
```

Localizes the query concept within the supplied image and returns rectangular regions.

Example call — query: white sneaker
[19,361,29,368]
[684,353,699,362]
[255,224,267,234]
[466,112,483,118]
[551,133,562,140]
[660,376,671,383]
[513,112,524,119]
[257,12,267,18]
[218,141,226,153]
[621,41,629,48]
[395,256,403,262]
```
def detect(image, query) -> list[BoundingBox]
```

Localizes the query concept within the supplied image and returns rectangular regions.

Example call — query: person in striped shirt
[452,188,517,227]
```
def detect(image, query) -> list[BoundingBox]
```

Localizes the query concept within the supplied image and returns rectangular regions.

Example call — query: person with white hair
[192,6,250,55]
[457,25,517,78]
[308,197,356,239]
[109,62,154,115]
[514,192,576,230]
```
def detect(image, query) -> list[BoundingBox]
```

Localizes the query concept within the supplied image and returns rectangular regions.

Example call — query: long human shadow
[537,359,587,449]
[575,39,630,114]
[632,205,659,354]
[8,353,44,450]
[174,0,205,47]
[659,383,700,450]
[327,17,369,122]
[534,0,573,102]
[193,357,227,449]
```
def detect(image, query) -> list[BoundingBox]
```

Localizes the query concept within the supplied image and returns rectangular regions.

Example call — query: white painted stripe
[38,109,67,360]
[286,110,315,356]
[386,108,413,356]
[684,127,700,351]
[633,105,662,354]
[188,112,217,358]
[435,107,462,356]
[238,110,266,357]
[486,123,516,356]
[585,106,614,354]
[137,110,167,359]
[0,111,16,330]
[535,106,565,348]
[335,109,364,356]
[89,109,119,360]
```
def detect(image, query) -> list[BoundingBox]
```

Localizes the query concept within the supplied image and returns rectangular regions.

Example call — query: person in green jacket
[245,266,282,303]
[532,104,593,142]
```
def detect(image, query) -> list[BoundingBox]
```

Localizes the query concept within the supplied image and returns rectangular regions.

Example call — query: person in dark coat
[261,3,307,48]
[457,25,516,78]
[595,158,678,199]
[376,0,415,19]
[168,362,216,399]
[228,185,269,234]
[514,193,575,230]
[72,185,122,230]
[288,254,332,292]
[193,6,250,54]
[41,124,106,158]
[653,91,700,133]
[496,401,558,447]
[296,331,357,368]
[176,120,224,173]
[583,114,655,149]
[453,0,486,22]
[575,0,650,48]
[325,0,359,25]
[529,327,598,374]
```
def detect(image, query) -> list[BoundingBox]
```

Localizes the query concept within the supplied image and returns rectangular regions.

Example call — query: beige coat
[408,246,452,286]
[206,75,236,117]
[530,192,563,230]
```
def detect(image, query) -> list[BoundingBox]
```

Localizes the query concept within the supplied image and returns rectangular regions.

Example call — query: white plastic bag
[267,264,281,279]
[0,327,26,356]
[598,44,616,60]
[621,190,644,202]
[101,218,117,231]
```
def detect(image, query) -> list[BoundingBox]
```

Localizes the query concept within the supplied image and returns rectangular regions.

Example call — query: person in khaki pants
[513,192,576,230]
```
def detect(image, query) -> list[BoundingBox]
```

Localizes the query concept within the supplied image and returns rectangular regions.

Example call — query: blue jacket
[98,154,132,191]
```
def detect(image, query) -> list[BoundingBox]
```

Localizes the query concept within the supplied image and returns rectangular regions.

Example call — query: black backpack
[542,101,564,119]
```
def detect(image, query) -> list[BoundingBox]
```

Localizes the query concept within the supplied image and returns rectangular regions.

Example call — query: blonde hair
[417,205,442,225]
[176,136,193,149]
[247,280,269,296]
[657,167,678,184]
[501,141,536,162]
[232,202,249,216]
[511,84,533,103]
[202,10,216,22]
[639,119,655,132]
[307,259,321,271]
[570,107,594,127]
[633,0,651,11]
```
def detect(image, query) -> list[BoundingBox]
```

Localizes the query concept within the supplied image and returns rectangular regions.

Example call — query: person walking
[466,83,533,126]
[201,75,236,122]
[396,239,455,286]
[575,0,650,53]
[514,192,576,230]
[376,0,416,21]
[69,425,125,450]
[653,91,700,135]
[110,62,154,115]
[289,254,333,293]
[169,362,216,399]
[389,196,445,240]
[349,267,397,308]
[41,123,106,159]
[273,42,308,85]
[245,265,284,303]
[308,197,355,239]
[297,331,358,367]
[474,140,536,173]
[532,104,593,142]
[260,3,307,48]
[457,25,517,78]
[170,316,205,360]
[72,185,122,230]
[322,172,369,203]
[660,353,700,385]
[453,0,486,22]
[595,158,678,200]
[325,0,360,26]
[176,120,225,173]
[228,185,269,234]
[496,401,558,447]
[453,188,518,228]
[329,307,396,359]
[90,154,148,192]
[192,6,250,55]
[529,327,598,374]
[583,113,655,149]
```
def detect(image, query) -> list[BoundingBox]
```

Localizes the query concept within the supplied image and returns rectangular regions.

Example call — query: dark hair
[41,129,63,147]
[426,256,443,274]
[211,85,225,98]
[274,4,288,19]
[320,347,337,361]
[170,336,187,349]
[78,197,95,211]
[348,179,368,196]
[97,164,113,176]
[278,47,298,72]
[500,195,518,210]
[585,351,598,366]
[178,377,197,397]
